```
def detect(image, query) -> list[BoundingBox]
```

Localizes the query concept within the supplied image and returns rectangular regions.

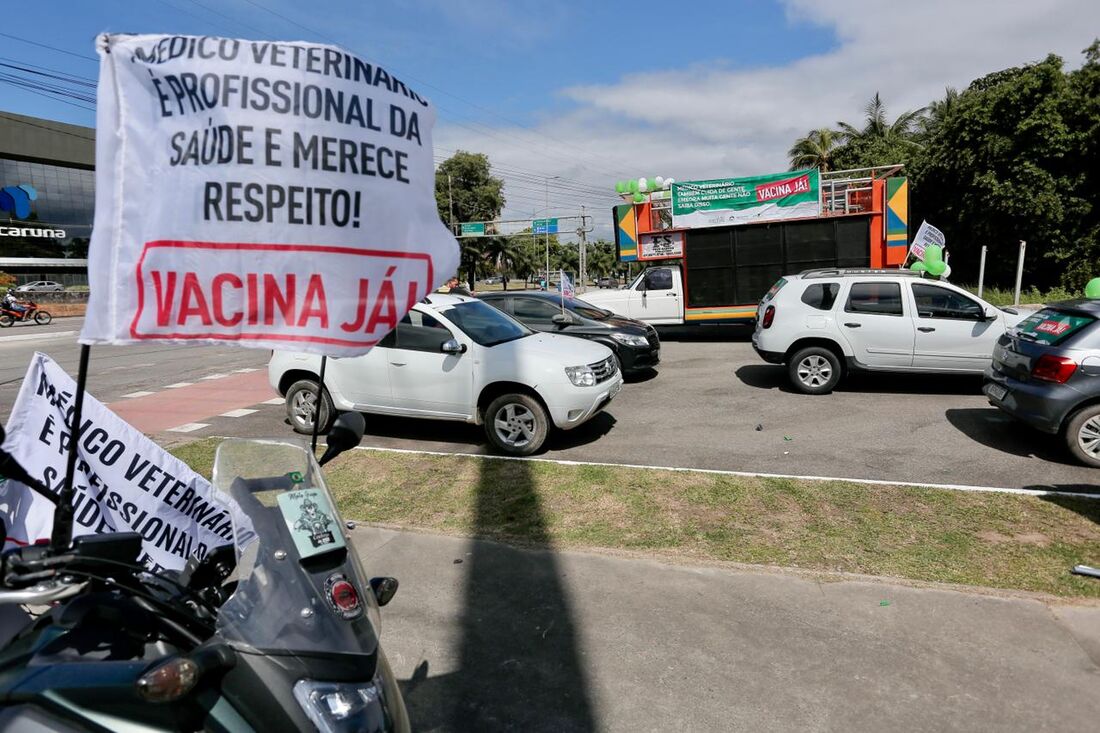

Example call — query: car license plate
[986,383,1007,401]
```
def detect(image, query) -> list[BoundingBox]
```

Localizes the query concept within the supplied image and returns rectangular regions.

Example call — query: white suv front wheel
[484,393,549,456]
[788,346,842,395]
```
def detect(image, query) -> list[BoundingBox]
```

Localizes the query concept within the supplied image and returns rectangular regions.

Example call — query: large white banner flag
[908,220,946,261]
[0,353,252,572]
[81,34,459,356]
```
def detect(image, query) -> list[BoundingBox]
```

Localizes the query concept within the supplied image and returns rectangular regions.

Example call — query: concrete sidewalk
[352,526,1100,732]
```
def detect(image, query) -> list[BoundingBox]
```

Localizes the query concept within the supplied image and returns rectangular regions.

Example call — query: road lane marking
[167,422,209,433]
[347,446,1100,500]
[164,382,193,388]
[121,390,155,398]
[220,408,258,418]
[261,397,284,405]
[232,368,259,373]
[202,373,229,380]
[0,330,76,344]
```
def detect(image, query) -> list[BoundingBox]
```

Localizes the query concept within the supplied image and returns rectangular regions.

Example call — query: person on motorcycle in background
[1,290,28,317]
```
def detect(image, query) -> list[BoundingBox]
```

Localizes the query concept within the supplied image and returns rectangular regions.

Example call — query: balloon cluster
[1086,278,1100,299]
[615,176,676,203]
[909,244,951,279]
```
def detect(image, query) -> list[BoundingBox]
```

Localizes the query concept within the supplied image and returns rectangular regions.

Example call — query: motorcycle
[0,300,52,327]
[0,413,411,732]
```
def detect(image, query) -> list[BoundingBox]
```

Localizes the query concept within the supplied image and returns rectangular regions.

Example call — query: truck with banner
[587,166,909,325]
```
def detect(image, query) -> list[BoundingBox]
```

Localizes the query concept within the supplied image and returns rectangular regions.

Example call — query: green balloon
[923,244,943,264]
[633,192,647,203]
[628,179,639,193]
[910,261,927,272]
[615,181,626,194]
[1086,277,1100,299]
[926,259,947,277]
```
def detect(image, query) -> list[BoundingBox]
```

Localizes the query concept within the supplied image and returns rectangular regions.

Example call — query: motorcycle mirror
[318,411,366,466]
[370,576,399,606]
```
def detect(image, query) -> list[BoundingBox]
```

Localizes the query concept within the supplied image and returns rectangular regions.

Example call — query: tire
[285,378,335,435]
[34,310,51,325]
[787,346,842,395]
[484,393,549,456]
[0,314,12,328]
[1065,404,1100,468]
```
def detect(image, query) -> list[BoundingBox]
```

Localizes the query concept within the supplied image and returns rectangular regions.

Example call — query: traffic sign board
[460,222,485,236]
[532,218,558,234]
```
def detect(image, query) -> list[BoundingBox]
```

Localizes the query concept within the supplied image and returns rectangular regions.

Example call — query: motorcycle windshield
[210,438,380,658]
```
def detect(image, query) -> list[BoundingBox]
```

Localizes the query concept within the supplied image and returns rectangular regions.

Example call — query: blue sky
[3,0,1099,234]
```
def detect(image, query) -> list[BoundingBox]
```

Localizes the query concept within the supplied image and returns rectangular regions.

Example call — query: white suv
[752,269,1028,394]
[269,294,623,455]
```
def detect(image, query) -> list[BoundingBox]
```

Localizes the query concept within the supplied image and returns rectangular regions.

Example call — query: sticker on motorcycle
[277,489,347,559]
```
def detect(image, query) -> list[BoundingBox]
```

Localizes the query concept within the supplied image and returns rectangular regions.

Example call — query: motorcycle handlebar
[0,580,88,605]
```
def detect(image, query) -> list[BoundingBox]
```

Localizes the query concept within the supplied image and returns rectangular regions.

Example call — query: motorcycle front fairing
[211,438,408,732]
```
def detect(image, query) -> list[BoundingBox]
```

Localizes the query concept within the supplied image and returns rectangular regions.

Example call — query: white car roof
[422,293,478,308]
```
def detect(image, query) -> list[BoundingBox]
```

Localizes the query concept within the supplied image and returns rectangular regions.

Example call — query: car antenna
[51,344,91,552]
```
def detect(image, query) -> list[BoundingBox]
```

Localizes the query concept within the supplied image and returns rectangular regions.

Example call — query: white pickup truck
[582,266,691,326]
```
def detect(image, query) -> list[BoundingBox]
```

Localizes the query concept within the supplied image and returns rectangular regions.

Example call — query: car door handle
[390,362,407,367]
[843,322,861,328]
[917,326,936,332]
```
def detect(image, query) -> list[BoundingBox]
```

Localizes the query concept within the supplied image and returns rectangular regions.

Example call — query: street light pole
[543,176,560,289]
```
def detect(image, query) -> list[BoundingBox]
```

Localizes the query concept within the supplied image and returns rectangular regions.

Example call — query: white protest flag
[909,220,946,261]
[558,270,575,299]
[0,353,252,572]
[81,34,459,357]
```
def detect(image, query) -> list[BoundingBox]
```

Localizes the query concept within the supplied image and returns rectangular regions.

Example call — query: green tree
[912,46,1099,289]
[787,128,842,171]
[434,151,505,289]
[831,92,925,169]
[481,236,522,290]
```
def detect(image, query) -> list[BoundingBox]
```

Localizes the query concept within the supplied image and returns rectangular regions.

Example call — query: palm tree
[481,236,521,290]
[837,92,926,146]
[788,128,841,171]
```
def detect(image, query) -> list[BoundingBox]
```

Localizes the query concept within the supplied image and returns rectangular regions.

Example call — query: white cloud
[434,0,1100,239]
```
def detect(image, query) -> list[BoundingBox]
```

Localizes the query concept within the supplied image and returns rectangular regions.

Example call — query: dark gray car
[479,291,660,375]
[984,299,1100,466]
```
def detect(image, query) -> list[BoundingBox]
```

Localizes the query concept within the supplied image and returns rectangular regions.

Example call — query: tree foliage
[787,128,841,171]
[434,151,506,288]
[785,43,1100,289]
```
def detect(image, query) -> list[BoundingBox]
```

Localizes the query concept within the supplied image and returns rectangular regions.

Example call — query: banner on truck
[0,352,253,573]
[908,220,945,261]
[671,168,820,229]
[81,34,459,357]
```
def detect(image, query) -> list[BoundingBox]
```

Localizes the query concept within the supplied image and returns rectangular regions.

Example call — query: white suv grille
[588,356,617,383]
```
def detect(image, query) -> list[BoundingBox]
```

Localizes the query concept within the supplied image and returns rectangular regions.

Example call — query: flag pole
[52,343,90,551]
[560,269,565,314]
[311,355,328,454]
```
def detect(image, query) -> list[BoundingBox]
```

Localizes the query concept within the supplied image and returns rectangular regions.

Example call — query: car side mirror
[319,411,366,466]
[551,313,573,326]
[441,338,467,354]
[982,307,998,321]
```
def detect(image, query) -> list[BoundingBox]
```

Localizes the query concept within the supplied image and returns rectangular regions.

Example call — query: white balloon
[940,264,952,280]
[665,178,675,187]
[637,176,648,192]
[655,176,665,188]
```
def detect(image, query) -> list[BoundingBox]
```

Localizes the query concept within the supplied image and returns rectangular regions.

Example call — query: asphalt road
[1,318,1096,492]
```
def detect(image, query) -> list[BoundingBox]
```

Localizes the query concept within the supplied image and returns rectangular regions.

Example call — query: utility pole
[578,205,589,292]
[447,173,456,235]
[544,178,550,290]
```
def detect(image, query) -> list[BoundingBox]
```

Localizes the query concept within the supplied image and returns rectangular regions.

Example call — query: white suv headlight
[611,332,649,347]
[564,365,597,387]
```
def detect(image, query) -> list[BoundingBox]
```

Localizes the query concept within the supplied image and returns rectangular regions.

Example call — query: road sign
[532,218,558,234]
[460,222,485,236]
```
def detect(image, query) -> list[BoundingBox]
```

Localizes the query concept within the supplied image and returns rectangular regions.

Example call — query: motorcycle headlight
[610,332,649,347]
[293,677,392,733]
[564,365,596,387]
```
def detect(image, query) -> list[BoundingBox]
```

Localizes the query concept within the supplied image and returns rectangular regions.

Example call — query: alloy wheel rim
[1079,416,1100,457]
[292,390,317,426]
[796,355,832,388]
[494,404,536,447]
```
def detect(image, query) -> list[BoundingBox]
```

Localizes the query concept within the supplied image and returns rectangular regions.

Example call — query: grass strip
[173,439,1100,598]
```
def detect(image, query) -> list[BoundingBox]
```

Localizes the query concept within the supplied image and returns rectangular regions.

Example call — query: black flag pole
[310,355,328,454]
[52,343,90,551]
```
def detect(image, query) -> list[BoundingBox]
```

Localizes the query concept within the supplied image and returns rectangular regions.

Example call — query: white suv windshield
[438,300,532,347]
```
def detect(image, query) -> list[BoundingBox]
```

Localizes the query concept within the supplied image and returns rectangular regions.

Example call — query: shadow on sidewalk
[399,451,598,731]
